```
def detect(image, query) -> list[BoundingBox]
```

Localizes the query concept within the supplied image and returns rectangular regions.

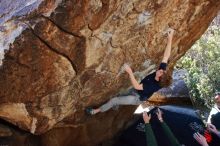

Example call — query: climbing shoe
[86,107,95,115]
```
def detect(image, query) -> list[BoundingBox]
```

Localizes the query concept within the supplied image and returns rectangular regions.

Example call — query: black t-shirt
[136,62,167,101]
[136,72,161,101]
[211,112,220,130]
[210,112,220,146]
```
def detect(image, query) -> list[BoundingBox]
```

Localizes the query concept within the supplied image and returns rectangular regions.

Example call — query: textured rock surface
[0,0,220,145]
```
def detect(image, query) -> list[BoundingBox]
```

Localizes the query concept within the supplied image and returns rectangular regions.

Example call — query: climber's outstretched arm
[124,64,143,90]
[162,29,174,63]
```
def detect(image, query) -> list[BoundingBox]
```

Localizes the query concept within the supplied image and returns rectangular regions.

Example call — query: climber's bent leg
[99,95,141,112]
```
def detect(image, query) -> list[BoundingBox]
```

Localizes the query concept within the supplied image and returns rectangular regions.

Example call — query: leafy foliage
[177,25,220,109]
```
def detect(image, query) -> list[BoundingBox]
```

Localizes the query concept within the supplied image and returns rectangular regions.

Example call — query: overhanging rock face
[0,0,220,145]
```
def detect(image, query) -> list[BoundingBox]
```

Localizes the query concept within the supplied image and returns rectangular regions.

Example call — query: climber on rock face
[86,29,174,115]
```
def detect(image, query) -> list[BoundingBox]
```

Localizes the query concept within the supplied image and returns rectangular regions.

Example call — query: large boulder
[0,0,220,145]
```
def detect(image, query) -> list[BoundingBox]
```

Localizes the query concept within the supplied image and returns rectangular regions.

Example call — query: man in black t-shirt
[86,29,174,115]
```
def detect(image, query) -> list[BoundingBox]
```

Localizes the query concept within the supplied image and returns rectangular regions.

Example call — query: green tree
[177,25,220,110]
